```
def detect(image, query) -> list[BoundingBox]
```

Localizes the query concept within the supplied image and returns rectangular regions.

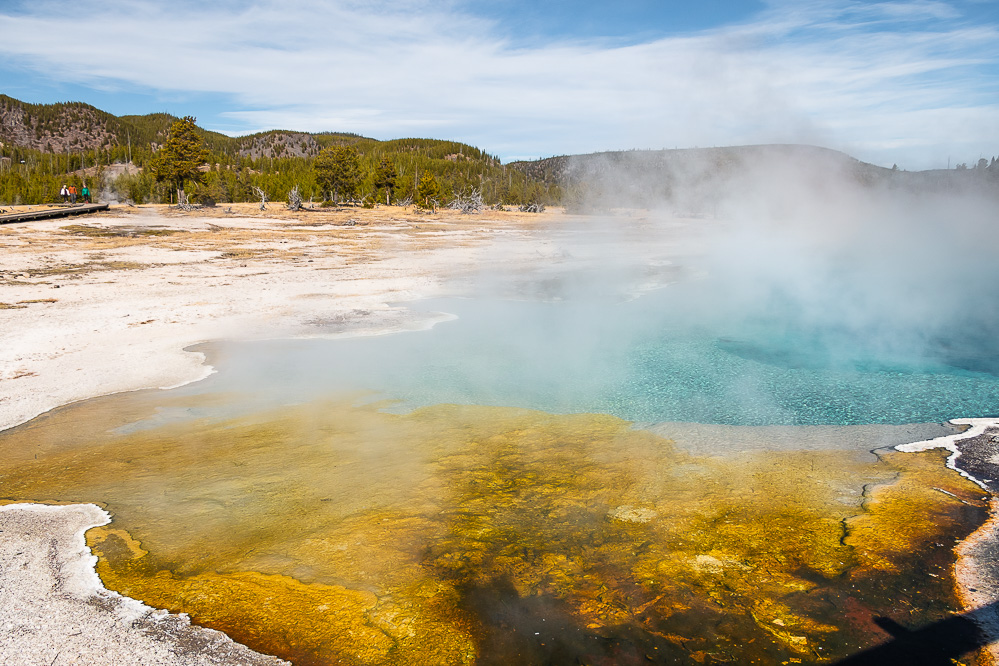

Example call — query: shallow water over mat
[0,392,988,664]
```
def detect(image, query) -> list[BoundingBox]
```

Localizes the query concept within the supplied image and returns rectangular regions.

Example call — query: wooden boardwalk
[0,203,110,225]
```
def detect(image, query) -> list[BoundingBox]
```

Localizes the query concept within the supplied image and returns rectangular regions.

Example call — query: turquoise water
[183,274,999,426]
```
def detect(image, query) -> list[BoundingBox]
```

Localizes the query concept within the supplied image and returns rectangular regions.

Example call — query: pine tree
[373,157,398,205]
[314,145,361,203]
[416,172,441,210]
[148,116,210,203]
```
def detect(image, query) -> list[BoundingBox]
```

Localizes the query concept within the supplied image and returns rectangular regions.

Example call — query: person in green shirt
[81,184,91,203]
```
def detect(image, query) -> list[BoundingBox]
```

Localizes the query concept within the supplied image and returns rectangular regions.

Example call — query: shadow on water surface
[460,576,680,666]
[833,601,999,665]
[459,580,999,666]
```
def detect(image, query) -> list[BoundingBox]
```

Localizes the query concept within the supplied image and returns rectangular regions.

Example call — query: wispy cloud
[0,0,996,167]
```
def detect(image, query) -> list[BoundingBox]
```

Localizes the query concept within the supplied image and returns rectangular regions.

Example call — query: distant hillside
[0,96,365,159]
[510,145,877,183]
[0,95,508,166]
[511,145,999,211]
[0,96,121,153]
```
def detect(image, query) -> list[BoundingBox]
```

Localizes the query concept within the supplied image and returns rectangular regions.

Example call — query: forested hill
[0,95,449,161]
[0,95,553,206]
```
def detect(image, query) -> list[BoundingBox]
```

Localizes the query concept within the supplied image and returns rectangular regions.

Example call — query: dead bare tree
[176,191,202,211]
[447,187,485,214]
[287,185,303,211]
[519,201,545,213]
[252,186,268,210]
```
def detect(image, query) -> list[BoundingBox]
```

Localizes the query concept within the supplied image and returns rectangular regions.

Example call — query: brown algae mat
[0,390,987,665]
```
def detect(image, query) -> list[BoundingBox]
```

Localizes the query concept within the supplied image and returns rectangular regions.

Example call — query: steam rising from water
[542,146,999,376]
[675,151,999,377]
[179,152,999,426]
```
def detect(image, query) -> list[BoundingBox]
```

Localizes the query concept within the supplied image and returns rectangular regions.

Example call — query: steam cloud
[555,146,999,374]
[187,148,999,426]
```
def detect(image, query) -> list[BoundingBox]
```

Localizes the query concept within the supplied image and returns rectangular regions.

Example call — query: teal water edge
[177,279,999,427]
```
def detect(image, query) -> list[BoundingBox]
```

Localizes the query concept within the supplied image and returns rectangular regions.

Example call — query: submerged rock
[608,504,659,523]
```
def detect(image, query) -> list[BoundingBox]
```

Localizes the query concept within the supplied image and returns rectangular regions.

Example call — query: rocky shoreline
[898,419,999,665]
[0,503,289,665]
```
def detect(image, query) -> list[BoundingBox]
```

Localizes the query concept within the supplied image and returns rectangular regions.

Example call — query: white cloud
[0,0,996,167]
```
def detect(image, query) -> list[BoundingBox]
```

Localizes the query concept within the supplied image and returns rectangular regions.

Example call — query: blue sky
[1,0,997,168]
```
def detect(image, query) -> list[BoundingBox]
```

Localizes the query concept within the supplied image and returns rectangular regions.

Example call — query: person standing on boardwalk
[60,185,69,202]
[68,185,77,203]
[81,184,91,203]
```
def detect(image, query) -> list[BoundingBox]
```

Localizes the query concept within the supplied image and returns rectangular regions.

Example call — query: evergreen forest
[0,95,560,207]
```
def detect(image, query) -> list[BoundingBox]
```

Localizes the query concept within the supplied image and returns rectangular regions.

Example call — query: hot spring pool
[4,217,999,665]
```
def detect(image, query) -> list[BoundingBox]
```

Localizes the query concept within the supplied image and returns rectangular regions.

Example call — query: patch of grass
[62,224,186,238]
[16,298,58,304]
[28,261,147,277]
[102,261,147,270]
[219,250,263,259]
[0,302,27,309]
